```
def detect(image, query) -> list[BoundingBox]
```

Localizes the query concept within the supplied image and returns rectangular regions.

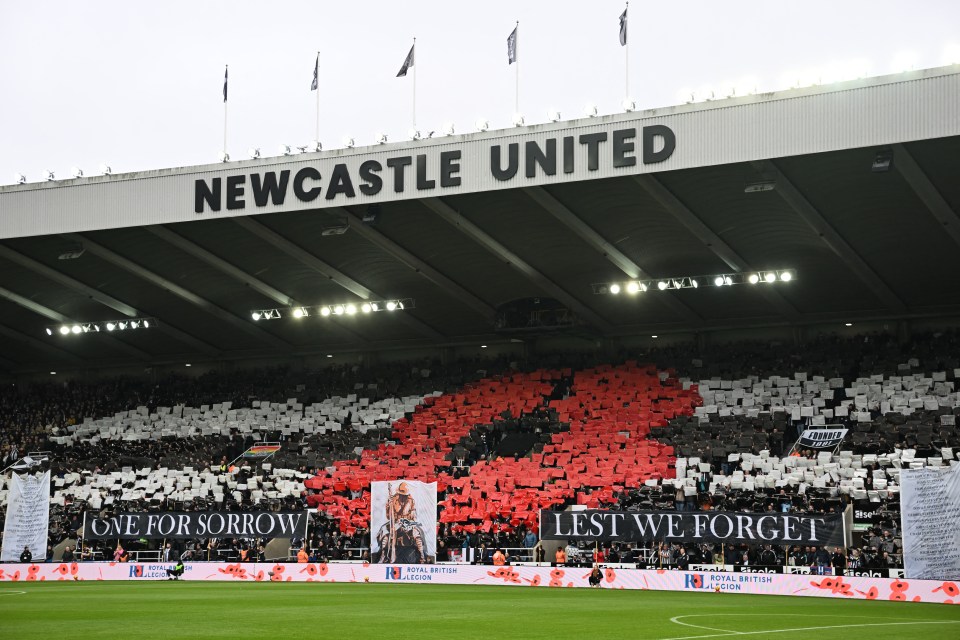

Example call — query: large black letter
[491,144,519,181]
[643,125,676,164]
[195,178,221,213]
[612,129,637,168]
[386,156,412,193]
[525,139,557,177]
[416,155,435,190]
[226,175,246,210]
[325,163,356,200]
[251,171,289,207]
[440,151,461,187]
[293,167,322,201]
[578,133,608,171]
[563,136,575,174]
[359,160,383,195]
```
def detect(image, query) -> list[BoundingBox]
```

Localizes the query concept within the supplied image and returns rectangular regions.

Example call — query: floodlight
[361,303,372,313]
[716,82,736,98]
[547,109,561,122]
[293,307,305,318]
[621,98,635,112]
[609,283,621,295]
[143,320,150,328]
[695,86,714,101]
[764,272,776,283]
[345,304,357,315]
[326,354,333,358]
[130,320,140,329]
[106,322,116,331]
[724,276,733,285]
[657,281,668,291]
[845,323,853,327]
[778,72,799,90]
[251,312,261,321]
[44,169,55,181]
[99,164,112,175]
[676,89,694,104]
[583,103,598,118]
[442,122,455,136]
[943,44,960,66]
[651,335,658,339]
[14,173,26,184]
[511,113,525,126]
[386,301,397,311]
[891,51,918,73]
[375,133,388,145]
[734,77,758,96]
[248,148,260,159]
[626,281,640,294]
[45,328,53,336]
[71,167,83,178]
[779,272,792,282]
[714,276,725,287]
[118,322,127,330]
[320,306,331,317]
[475,119,490,132]
[342,137,355,148]
[371,302,379,311]
[690,279,698,288]
[218,151,230,162]
[333,305,345,315]
[279,145,292,156]
[748,274,760,285]
[309,140,322,152]
[797,69,821,87]
[409,129,421,141]
[71,325,81,334]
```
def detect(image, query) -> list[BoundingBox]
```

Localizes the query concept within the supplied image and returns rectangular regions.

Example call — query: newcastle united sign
[83,511,308,539]
[539,510,845,546]
[194,125,675,214]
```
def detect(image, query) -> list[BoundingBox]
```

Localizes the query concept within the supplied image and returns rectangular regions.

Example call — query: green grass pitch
[1,582,959,639]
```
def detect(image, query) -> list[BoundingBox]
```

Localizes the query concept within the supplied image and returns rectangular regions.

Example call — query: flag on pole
[619,7,628,46]
[311,54,319,91]
[397,44,415,77]
[223,66,228,102]
[507,25,518,64]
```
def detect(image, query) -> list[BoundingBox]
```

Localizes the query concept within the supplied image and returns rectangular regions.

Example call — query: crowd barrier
[0,562,957,604]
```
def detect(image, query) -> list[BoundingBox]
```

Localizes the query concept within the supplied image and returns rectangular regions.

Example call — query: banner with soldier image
[370,480,437,564]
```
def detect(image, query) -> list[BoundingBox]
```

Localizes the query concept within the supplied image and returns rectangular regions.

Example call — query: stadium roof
[1,67,959,375]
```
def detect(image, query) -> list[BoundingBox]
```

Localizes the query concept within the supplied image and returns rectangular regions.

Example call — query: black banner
[539,510,844,546]
[82,511,308,540]
[796,428,848,450]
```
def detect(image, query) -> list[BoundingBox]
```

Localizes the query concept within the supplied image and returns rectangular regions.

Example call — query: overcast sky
[1,0,958,185]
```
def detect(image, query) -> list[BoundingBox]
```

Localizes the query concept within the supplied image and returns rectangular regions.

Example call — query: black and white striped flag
[507,25,518,64]
[223,66,228,102]
[619,7,628,46]
[311,54,318,91]
[397,44,415,77]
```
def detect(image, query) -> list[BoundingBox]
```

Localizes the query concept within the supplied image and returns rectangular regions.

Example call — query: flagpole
[412,37,417,130]
[223,65,228,158]
[514,22,519,115]
[625,2,630,101]
[315,53,320,144]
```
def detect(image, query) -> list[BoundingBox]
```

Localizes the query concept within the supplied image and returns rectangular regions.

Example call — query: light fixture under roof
[48,317,155,336]
[251,299,414,321]
[594,270,795,295]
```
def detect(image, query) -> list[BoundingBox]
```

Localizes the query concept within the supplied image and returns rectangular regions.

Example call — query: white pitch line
[0,590,26,595]
[659,620,960,640]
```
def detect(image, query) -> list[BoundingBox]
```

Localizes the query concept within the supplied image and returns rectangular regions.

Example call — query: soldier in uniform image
[375,482,427,563]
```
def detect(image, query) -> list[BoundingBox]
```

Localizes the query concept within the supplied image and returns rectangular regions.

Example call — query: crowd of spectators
[2,330,957,568]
